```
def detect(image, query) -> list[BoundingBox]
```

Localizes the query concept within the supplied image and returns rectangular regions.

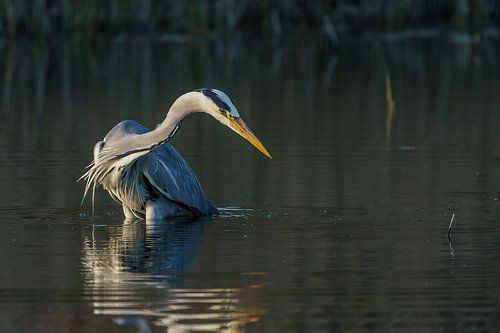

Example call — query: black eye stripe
[196,88,232,111]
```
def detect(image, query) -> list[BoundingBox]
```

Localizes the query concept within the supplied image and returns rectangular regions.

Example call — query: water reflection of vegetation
[0,34,499,209]
[82,217,267,332]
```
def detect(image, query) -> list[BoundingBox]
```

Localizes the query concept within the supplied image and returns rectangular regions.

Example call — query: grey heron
[80,88,271,220]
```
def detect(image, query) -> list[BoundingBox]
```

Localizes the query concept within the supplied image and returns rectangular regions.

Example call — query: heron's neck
[154,90,207,137]
[159,101,190,133]
[114,97,195,163]
[137,103,190,150]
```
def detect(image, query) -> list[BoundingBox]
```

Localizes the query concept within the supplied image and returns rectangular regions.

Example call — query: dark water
[1,34,500,332]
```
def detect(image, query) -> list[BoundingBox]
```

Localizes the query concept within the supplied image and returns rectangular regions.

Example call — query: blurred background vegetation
[0,0,499,39]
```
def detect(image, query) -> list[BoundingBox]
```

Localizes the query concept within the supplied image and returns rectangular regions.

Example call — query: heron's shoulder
[105,120,150,141]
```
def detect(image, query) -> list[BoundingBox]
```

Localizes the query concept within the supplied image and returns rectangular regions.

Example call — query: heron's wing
[142,143,215,216]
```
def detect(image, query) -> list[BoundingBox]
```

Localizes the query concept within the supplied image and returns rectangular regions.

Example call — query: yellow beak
[229,118,272,159]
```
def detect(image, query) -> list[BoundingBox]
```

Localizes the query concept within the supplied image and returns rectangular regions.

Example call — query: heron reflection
[82,216,267,332]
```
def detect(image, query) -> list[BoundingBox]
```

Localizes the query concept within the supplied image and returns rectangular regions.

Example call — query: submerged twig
[448,239,455,258]
[446,213,456,258]
[446,213,455,239]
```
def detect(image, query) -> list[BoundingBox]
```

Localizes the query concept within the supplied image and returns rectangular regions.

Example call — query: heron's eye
[219,108,233,119]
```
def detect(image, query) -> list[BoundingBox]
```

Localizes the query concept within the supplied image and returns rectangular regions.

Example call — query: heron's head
[191,88,272,158]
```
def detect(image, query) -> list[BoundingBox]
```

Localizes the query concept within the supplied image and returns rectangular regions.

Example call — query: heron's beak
[229,118,272,158]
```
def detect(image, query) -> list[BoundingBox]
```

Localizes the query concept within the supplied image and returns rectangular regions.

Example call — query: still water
[1,34,500,332]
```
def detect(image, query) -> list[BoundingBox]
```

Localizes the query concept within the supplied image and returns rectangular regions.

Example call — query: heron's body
[98,120,217,219]
[81,89,271,221]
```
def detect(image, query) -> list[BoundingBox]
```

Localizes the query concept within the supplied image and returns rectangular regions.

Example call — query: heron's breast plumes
[107,161,148,216]
[80,150,148,218]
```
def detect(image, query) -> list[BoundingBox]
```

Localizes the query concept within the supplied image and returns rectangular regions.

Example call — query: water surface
[1,34,500,332]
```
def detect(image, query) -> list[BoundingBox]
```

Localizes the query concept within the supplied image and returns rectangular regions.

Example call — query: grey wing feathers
[143,141,217,216]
